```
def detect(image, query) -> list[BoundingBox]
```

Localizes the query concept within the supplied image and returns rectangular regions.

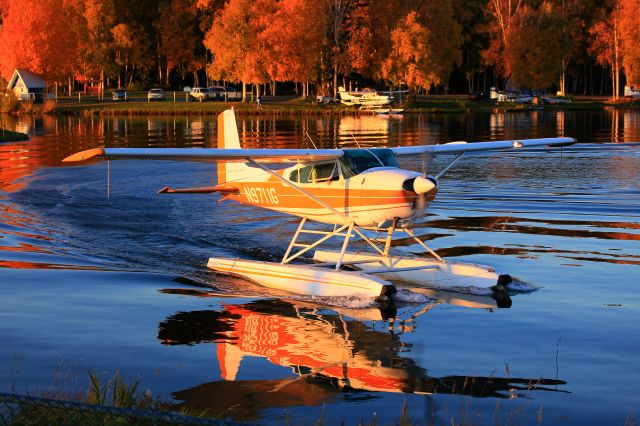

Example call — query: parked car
[112,88,128,101]
[207,86,225,101]
[208,86,241,101]
[147,88,164,101]
[189,87,210,102]
[222,86,242,101]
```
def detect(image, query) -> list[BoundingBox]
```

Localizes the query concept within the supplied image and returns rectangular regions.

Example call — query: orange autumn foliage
[619,0,640,84]
[381,11,439,90]
[0,0,78,82]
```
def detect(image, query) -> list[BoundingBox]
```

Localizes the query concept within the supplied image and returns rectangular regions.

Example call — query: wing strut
[434,153,465,180]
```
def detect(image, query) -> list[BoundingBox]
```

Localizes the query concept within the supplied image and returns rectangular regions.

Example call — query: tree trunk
[559,58,566,96]
[242,81,247,102]
[333,61,338,98]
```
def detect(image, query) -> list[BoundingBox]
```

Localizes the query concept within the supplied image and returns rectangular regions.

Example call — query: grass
[53,92,358,116]
[6,91,639,117]
[0,128,28,142]
[1,371,213,426]
[2,370,637,425]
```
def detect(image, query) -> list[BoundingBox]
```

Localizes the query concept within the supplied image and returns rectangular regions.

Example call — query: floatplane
[63,108,575,300]
[338,86,391,107]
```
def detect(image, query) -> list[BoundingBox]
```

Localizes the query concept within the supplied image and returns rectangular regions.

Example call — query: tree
[381,11,439,91]
[482,0,524,86]
[345,0,405,81]
[619,0,640,85]
[505,4,569,90]
[453,0,489,93]
[418,0,463,93]
[111,23,134,87]
[0,0,78,83]
[204,0,267,100]
[589,1,623,99]
[155,0,203,86]
[327,0,355,97]
[76,0,117,92]
[258,0,327,96]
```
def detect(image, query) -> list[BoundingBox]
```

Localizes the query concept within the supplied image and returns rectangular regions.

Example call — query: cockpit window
[340,149,399,178]
[290,161,338,183]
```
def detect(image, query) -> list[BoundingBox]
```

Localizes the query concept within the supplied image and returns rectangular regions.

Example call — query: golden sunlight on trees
[505,4,569,90]
[0,0,638,97]
[380,4,461,93]
[482,0,524,82]
[619,0,640,85]
[0,0,77,82]
[258,0,327,97]
[589,1,623,99]
[203,0,257,100]
[156,0,202,86]
[381,11,437,91]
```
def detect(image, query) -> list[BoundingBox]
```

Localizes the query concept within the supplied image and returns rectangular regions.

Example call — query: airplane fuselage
[222,165,433,227]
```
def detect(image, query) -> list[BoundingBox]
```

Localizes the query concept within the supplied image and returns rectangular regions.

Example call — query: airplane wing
[391,137,576,156]
[62,147,343,164]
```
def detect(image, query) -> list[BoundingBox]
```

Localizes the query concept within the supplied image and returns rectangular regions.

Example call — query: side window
[293,162,338,184]
[339,159,355,179]
[313,162,336,182]
[299,166,312,183]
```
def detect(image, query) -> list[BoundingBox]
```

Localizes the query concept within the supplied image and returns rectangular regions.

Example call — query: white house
[7,69,46,102]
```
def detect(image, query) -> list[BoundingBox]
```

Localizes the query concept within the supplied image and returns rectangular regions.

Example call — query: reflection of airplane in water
[158,298,566,419]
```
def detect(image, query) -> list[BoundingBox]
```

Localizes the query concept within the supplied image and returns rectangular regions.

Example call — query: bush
[0,92,20,113]
[43,98,57,114]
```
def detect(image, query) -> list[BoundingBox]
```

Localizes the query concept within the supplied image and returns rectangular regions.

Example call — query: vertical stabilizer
[216,342,243,381]
[218,109,241,149]
[217,109,253,183]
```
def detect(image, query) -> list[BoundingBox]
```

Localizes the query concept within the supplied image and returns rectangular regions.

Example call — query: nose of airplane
[403,176,437,195]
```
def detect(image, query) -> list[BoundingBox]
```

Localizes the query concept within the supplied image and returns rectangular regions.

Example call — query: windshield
[340,149,399,178]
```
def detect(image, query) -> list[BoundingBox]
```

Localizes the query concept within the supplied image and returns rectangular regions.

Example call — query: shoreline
[3,93,639,116]
[0,129,29,142]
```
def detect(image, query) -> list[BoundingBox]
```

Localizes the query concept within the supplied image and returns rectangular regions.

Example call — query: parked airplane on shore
[63,108,575,300]
[338,86,392,107]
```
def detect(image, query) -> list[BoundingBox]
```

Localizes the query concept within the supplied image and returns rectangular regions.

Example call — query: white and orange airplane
[64,109,575,300]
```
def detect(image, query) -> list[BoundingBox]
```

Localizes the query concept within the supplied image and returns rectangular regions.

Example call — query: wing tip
[62,148,105,163]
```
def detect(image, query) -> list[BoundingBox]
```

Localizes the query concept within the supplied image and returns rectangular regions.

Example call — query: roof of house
[8,69,46,89]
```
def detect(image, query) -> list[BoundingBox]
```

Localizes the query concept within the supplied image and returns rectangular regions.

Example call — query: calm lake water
[1,109,639,424]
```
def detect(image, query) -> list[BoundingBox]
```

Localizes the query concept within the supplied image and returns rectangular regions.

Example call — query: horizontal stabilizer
[158,184,239,194]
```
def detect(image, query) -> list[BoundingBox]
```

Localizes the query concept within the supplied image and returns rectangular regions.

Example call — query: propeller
[402,153,436,218]
[403,174,438,219]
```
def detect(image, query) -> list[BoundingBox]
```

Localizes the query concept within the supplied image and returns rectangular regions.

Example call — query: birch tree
[482,0,523,86]
[589,1,623,99]
[619,0,640,85]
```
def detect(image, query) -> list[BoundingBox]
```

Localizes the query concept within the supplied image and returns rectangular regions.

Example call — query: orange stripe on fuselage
[223,180,415,211]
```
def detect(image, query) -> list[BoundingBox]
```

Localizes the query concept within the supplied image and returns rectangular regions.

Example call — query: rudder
[217,109,253,183]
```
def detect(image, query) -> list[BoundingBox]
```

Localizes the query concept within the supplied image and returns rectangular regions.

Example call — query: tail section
[217,109,254,183]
